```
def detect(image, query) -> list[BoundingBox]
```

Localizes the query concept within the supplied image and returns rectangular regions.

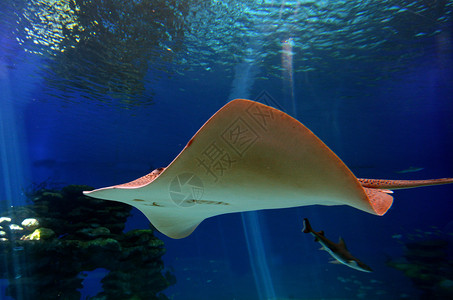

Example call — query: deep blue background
[1,20,452,300]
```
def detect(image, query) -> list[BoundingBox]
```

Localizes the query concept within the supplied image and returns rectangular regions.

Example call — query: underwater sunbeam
[228,53,276,300]
[0,67,28,300]
[282,37,297,116]
[242,212,276,300]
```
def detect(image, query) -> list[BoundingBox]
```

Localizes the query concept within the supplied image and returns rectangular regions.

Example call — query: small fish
[302,218,372,272]
[396,166,424,174]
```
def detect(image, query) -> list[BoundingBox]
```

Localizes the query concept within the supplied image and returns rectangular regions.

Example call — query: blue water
[1,1,453,299]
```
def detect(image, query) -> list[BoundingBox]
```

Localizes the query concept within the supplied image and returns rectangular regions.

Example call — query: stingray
[83,99,453,239]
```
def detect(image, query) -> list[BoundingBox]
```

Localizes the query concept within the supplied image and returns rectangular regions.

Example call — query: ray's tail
[358,178,453,190]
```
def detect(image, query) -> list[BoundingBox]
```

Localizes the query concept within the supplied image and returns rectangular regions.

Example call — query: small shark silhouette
[396,166,424,174]
[302,218,372,272]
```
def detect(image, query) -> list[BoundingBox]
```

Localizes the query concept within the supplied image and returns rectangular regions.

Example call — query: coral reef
[0,185,175,300]
[387,233,453,299]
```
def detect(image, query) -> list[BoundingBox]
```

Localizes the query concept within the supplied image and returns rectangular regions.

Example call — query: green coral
[23,227,55,240]
[0,184,174,300]
[387,235,453,299]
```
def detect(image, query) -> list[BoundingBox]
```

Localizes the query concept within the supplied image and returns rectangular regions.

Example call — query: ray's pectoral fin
[82,183,208,239]
[139,209,202,239]
[362,187,394,216]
